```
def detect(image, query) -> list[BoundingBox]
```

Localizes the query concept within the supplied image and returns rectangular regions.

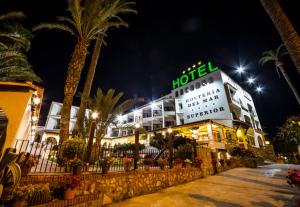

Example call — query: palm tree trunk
[59,38,89,144]
[278,65,300,105]
[75,34,104,135]
[260,0,300,75]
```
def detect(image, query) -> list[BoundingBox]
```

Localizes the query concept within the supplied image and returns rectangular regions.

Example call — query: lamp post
[85,111,98,163]
[134,123,141,170]
[167,128,173,169]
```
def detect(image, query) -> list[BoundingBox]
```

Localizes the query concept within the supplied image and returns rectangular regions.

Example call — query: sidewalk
[108,165,300,207]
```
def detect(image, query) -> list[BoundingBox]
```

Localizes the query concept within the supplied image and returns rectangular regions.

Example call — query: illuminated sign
[172,61,219,89]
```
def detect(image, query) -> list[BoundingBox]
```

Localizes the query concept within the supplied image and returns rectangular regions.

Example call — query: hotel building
[39,61,265,150]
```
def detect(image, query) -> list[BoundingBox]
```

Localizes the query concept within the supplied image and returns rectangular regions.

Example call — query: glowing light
[256,86,263,93]
[92,112,98,119]
[117,115,123,122]
[192,64,196,68]
[187,68,191,71]
[247,77,255,84]
[135,123,141,128]
[265,141,270,145]
[32,116,38,122]
[33,97,41,105]
[236,66,245,74]
[182,71,186,74]
[133,110,138,114]
[167,128,173,134]
[151,102,156,108]
[198,61,202,65]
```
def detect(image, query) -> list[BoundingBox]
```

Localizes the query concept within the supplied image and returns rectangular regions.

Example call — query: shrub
[57,139,85,166]
[230,147,256,158]
[176,143,194,160]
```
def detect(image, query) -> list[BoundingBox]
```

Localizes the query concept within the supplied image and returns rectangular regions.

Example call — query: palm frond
[259,56,275,66]
[0,12,25,21]
[33,23,77,36]
[276,44,288,58]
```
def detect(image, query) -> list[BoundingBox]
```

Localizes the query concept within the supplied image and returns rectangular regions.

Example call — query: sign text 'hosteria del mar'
[172,61,219,90]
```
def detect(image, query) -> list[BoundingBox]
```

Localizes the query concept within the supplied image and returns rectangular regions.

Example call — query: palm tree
[0,12,41,83]
[85,88,142,162]
[0,12,31,50]
[33,0,136,143]
[76,0,136,135]
[259,45,300,105]
[260,0,300,75]
[0,48,41,82]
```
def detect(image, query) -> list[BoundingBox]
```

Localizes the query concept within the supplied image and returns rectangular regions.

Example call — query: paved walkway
[108,164,300,207]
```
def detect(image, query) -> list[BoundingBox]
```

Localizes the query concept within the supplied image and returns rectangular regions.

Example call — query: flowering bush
[63,176,80,190]
[18,153,38,168]
[287,169,300,189]
[123,157,132,165]
[13,185,34,201]
[99,157,116,169]
[69,157,85,169]
[194,156,203,167]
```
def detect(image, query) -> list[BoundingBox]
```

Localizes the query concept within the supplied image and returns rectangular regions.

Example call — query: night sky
[1,0,299,138]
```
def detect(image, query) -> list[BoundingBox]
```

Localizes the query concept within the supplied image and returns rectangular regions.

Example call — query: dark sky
[1,0,299,138]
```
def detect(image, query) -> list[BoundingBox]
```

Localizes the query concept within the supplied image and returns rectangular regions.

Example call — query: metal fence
[14,139,169,174]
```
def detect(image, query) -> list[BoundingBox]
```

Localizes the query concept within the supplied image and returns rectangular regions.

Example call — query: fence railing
[14,139,171,174]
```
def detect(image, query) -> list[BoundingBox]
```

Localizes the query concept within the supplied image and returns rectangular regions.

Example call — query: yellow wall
[0,90,32,150]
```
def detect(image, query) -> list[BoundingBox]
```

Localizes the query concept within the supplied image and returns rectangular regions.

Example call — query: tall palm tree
[33,0,136,143]
[76,1,136,135]
[259,45,300,105]
[85,88,141,162]
[260,0,300,75]
[0,12,41,83]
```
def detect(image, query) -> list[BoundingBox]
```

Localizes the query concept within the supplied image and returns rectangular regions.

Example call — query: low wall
[22,168,204,204]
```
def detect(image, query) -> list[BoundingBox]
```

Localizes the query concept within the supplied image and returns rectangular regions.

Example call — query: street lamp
[85,111,98,163]
[167,128,173,169]
[134,123,141,169]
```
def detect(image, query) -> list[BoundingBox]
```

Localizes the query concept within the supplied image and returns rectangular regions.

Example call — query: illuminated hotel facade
[40,61,265,150]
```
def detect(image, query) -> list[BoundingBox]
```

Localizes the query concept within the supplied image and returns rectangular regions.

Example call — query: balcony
[143,113,152,118]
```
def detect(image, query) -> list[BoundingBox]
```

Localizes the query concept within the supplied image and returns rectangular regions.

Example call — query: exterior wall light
[92,112,98,119]
[32,116,38,122]
[167,128,173,134]
[33,97,41,105]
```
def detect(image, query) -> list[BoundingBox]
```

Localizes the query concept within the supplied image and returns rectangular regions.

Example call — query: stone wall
[196,146,214,175]
[31,193,102,207]
[22,168,204,204]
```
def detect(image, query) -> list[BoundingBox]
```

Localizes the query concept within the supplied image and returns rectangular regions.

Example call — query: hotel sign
[175,71,232,124]
[172,61,219,90]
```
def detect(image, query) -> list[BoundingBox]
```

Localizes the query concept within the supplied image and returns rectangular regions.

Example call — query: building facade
[0,81,43,152]
[40,61,265,150]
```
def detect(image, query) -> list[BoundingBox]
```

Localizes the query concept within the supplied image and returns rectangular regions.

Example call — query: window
[180,119,184,125]
[248,136,255,146]
[190,84,194,91]
[185,87,189,93]
[244,115,252,126]
[175,91,179,97]
[195,82,200,89]
[178,103,183,110]
[180,89,184,95]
